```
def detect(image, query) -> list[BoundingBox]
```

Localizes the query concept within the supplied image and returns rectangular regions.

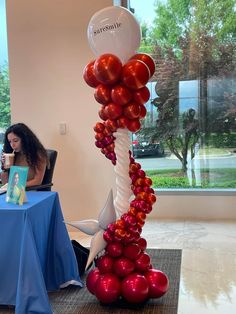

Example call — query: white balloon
[65,219,100,235]
[87,6,141,63]
[85,229,106,270]
[98,189,117,230]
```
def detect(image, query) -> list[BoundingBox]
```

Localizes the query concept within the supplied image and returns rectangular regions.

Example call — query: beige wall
[6,0,115,225]
[6,0,236,225]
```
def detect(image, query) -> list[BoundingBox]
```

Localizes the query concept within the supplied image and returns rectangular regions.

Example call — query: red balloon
[111,84,133,106]
[102,135,113,146]
[137,237,147,251]
[83,60,100,88]
[130,53,155,78]
[104,103,123,120]
[136,211,146,223]
[122,213,137,227]
[139,105,147,119]
[86,268,100,295]
[133,86,150,105]
[106,242,123,257]
[122,59,150,90]
[123,243,141,260]
[123,102,141,119]
[135,252,151,272]
[117,115,129,128]
[132,186,142,196]
[131,230,141,242]
[114,228,126,239]
[127,118,141,132]
[107,223,116,234]
[121,273,149,303]
[137,169,146,178]
[95,273,121,304]
[95,140,103,149]
[104,119,118,132]
[143,186,155,194]
[115,218,126,229]
[147,193,157,205]
[98,106,108,121]
[145,269,169,298]
[96,255,114,274]
[103,230,114,243]
[93,122,105,133]
[94,84,111,104]
[106,143,115,152]
[103,127,112,136]
[95,132,104,141]
[114,257,135,277]
[94,53,122,85]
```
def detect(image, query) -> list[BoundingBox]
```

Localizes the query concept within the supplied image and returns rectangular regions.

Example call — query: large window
[0,0,10,149]
[129,0,236,190]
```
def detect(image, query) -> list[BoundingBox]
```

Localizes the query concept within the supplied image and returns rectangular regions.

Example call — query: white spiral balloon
[113,128,133,217]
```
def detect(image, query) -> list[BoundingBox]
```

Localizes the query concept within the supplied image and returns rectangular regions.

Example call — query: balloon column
[82,6,169,305]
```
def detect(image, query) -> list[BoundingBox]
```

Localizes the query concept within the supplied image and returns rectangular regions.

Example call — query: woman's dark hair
[3,123,48,170]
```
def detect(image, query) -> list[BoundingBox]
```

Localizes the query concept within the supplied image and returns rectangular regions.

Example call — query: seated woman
[0,123,48,187]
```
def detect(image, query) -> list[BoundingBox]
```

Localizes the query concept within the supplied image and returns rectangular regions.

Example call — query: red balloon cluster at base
[83,52,169,305]
[86,254,169,304]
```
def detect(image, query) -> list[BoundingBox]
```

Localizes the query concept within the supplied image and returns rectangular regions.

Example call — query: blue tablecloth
[0,191,83,314]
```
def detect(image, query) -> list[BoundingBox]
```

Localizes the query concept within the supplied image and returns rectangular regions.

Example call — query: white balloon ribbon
[113,128,132,217]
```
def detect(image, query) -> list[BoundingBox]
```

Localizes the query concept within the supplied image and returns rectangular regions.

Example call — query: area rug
[49,249,182,314]
[0,249,181,314]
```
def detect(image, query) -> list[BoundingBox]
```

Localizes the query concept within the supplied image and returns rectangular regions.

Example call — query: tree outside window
[129,0,236,189]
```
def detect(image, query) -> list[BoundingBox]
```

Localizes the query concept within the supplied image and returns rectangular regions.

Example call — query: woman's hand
[1,153,6,170]
[0,154,8,184]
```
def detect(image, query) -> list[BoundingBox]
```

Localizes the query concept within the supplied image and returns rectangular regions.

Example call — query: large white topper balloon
[87,6,141,63]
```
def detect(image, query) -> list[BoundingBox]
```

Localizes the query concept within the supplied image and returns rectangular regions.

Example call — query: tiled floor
[69,219,236,314]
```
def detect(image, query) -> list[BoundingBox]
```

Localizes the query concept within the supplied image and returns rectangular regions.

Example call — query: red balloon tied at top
[130,53,156,78]
[94,53,122,85]
[122,59,150,90]
[83,60,100,88]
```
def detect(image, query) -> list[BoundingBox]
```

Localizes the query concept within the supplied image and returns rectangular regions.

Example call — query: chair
[26,149,58,191]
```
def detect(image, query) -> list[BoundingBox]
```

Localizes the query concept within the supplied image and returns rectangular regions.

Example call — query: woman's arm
[26,157,47,187]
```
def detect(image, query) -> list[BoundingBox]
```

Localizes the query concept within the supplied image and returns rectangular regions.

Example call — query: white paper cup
[3,153,15,169]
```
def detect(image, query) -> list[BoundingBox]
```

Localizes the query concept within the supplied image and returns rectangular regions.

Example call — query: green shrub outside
[205,133,236,148]
[146,168,236,189]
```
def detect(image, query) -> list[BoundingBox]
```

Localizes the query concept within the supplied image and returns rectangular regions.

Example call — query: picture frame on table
[6,166,29,205]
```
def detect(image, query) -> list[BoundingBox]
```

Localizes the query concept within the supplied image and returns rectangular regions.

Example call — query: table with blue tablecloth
[0,191,83,314]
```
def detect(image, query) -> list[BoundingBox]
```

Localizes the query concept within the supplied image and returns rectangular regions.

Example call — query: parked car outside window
[132,135,165,158]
